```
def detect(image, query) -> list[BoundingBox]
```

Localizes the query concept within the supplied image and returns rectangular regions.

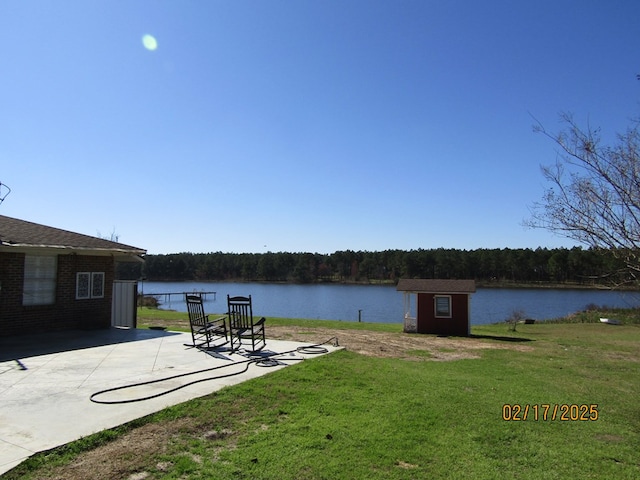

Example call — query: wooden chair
[185,294,228,349]
[227,295,266,352]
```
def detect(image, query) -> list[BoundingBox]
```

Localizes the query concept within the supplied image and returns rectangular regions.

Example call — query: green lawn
[5,311,640,479]
[136,306,404,332]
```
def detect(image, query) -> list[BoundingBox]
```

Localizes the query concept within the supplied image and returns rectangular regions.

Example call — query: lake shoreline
[139,281,640,325]
[143,278,639,291]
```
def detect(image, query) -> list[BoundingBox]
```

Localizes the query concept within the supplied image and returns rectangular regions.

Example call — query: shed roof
[396,279,476,293]
[0,215,146,257]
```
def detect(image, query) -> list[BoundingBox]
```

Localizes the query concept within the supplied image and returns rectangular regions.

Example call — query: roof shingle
[396,278,476,293]
[0,215,145,254]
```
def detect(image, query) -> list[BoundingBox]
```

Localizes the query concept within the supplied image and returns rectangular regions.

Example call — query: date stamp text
[502,404,599,421]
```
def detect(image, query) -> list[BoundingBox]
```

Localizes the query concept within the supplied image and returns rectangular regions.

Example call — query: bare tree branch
[526,113,640,284]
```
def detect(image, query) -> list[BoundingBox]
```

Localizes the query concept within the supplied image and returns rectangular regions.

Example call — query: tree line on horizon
[117,247,631,287]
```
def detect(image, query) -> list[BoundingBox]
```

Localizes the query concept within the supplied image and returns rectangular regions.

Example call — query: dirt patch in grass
[24,417,242,480]
[137,319,534,361]
[600,350,640,362]
[30,419,194,480]
[267,325,533,361]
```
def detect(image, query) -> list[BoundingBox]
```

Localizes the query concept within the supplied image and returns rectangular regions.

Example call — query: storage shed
[396,279,476,336]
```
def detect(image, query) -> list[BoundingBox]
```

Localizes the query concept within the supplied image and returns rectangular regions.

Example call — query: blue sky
[1,1,639,254]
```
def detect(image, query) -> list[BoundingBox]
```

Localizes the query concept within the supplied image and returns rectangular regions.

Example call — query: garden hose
[89,337,338,405]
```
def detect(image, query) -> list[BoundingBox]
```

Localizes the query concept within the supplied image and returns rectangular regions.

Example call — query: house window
[434,295,452,318]
[23,255,57,306]
[91,272,104,298]
[76,272,105,299]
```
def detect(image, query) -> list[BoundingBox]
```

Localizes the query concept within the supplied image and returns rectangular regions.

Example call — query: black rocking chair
[185,294,228,349]
[227,295,266,352]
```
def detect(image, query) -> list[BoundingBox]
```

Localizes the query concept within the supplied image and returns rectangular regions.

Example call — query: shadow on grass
[469,334,534,343]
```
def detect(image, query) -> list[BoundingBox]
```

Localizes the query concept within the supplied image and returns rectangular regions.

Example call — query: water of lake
[140,281,640,326]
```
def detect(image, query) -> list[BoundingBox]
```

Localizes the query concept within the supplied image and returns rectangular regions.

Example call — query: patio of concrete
[0,328,339,475]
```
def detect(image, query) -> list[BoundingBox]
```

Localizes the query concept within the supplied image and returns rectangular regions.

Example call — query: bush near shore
[544,305,640,324]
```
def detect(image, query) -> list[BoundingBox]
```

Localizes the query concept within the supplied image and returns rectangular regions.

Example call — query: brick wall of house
[0,252,116,337]
[0,252,26,335]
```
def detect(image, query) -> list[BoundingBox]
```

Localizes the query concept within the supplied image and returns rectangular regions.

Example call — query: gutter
[0,242,147,259]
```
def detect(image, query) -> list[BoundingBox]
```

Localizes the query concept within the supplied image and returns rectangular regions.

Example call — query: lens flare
[142,34,158,51]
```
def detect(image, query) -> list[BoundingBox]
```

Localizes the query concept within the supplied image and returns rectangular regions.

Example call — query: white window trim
[434,295,452,318]
[76,272,105,299]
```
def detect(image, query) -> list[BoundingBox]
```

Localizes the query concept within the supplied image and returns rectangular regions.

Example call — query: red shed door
[416,293,436,334]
